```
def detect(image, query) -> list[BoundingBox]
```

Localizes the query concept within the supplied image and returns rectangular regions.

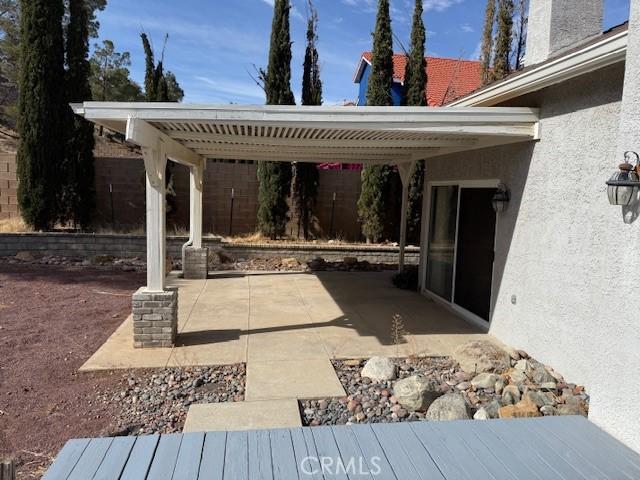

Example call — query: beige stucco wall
[422,62,640,452]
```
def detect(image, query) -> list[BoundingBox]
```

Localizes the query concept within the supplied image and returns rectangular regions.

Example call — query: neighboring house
[353,52,483,106]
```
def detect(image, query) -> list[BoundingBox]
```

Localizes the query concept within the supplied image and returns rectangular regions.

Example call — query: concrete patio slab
[81,271,493,374]
[183,399,302,432]
[245,358,346,401]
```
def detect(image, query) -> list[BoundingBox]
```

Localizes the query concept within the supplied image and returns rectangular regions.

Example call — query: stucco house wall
[422,62,640,451]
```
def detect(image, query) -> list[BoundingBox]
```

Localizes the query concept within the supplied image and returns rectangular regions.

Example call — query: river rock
[471,373,501,389]
[524,390,554,408]
[361,357,397,382]
[281,258,300,268]
[502,385,521,405]
[473,407,489,420]
[498,397,541,419]
[425,393,470,421]
[393,375,441,411]
[452,341,511,374]
[15,251,35,262]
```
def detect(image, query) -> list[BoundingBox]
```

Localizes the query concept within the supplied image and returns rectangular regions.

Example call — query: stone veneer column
[132,287,178,348]
[183,246,209,279]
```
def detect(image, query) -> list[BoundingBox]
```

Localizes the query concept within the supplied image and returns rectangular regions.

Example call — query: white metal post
[142,145,167,292]
[398,161,416,272]
[190,162,204,249]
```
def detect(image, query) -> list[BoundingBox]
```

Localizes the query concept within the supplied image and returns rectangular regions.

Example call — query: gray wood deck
[43,416,640,480]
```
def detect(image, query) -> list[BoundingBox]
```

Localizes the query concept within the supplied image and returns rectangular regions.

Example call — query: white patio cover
[72,102,540,292]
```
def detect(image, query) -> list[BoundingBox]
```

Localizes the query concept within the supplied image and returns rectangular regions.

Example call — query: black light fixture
[606,151,640,206]
[492,183,510,213]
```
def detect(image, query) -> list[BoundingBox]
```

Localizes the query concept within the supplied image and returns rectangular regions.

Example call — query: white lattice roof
[73,103,540,166]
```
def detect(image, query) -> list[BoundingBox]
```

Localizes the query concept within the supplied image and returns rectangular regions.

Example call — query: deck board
[42,416,640,479]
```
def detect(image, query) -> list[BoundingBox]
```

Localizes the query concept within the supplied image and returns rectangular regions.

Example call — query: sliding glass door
[425,186,459,301]
[425,184,497,323]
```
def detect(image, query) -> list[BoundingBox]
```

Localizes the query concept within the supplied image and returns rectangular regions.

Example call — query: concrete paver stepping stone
[183,399,302,432]
[245,358,346,401]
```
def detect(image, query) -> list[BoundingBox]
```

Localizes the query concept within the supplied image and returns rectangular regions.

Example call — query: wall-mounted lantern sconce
[492,183,510,213]
[606,151,640,206]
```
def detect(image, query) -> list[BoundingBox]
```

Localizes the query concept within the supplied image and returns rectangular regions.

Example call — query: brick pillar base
[183,246,209,279]
[132,287,178,348]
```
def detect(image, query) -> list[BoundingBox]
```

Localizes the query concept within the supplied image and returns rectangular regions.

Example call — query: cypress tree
[358,0,393,243]
[264,0,295,105]
[141,32,156,100]
[492,0,513,81]
[17,0,68,230]
[293,1,321,240]
[402,0,426,107]
[480,0,496,85]
[403,0,427,244]
[64,0,95,229]
[366,0,393,107]
[257,0,295,239]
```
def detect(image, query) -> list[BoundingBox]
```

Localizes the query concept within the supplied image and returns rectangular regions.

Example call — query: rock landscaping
[96,365,246,436]
[2,252,149,271]
[2,250,395,274]
[300,341,589,426]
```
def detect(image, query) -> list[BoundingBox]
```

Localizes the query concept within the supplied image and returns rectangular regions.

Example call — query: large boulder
[452,341,511,374]
[361,357,397,382]
[425,393,470,421]
[393,375,441,411]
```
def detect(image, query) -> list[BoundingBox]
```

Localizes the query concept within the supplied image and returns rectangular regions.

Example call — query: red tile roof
[359,52,483,106]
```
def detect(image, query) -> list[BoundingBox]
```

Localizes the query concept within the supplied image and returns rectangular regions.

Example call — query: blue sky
[94,0,631,105]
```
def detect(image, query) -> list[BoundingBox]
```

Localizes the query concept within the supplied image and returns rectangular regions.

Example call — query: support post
[183,161,209,279]
[143,145,167,292]
[132,144,178,349]
[398,161,416,272]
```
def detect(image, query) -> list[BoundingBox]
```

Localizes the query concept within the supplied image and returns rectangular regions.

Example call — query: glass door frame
[420,179,501,330]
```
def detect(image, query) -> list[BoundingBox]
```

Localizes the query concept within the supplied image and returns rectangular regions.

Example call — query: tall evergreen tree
[257,0,295,239]
[402,0,427,244]
[17,0,68,230]
[479,0,496,85]
[402,0,426,107]
[366,0,393,107]
[64,0,95,229]
[492,0,513,81]
[293,0,321,240]
[514,0,528,70]
[358,0,393,243]
[140,32,182,216]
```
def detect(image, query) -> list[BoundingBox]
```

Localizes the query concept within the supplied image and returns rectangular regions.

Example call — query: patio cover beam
[73,103,540,166]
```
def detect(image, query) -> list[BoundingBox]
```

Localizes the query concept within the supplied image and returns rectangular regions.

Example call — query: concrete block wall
[0,153,18,220]
[0,232,419,265]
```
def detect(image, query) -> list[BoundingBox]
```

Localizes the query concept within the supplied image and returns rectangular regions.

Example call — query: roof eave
[448,29,628,107]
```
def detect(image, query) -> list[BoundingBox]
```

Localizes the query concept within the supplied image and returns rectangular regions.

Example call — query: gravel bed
[302,357,456,425]
[96,365,246,436]
[301,356,589,426]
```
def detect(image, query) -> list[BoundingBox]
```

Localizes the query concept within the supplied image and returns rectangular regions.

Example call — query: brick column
[132,287,178,348]
[183,246,209,279]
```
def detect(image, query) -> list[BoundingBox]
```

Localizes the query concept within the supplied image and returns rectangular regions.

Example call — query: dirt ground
[0,262,144,479]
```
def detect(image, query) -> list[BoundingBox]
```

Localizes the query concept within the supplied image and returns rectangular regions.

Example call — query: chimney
[525,0,604,66]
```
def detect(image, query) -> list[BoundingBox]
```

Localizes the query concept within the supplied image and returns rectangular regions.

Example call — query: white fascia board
[448,30,628,107]
[78,103,539,130]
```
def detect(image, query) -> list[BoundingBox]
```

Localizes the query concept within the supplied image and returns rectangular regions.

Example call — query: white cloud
[423,0,464,12]
[260,0,274,5]
[195,76,265,102]
[461,23,474,33]
[258,0,306,23]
